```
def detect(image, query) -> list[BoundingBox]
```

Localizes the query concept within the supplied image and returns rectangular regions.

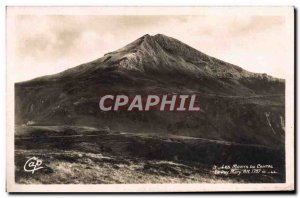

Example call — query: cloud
[227,16,285,36]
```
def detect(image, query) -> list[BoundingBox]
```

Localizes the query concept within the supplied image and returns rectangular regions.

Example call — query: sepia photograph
[6,6,294,192]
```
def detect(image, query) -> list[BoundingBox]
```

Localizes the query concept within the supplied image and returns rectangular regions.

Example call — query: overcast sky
[8,10,293,82]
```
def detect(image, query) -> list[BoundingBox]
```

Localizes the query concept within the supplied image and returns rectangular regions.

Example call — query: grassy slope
[15,126,285,184]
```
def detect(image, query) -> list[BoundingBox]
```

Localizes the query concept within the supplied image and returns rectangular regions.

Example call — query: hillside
[15,34,285,148]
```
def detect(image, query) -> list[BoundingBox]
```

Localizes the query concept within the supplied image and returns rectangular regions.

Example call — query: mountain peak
[23,33,282,85]
[141,33,166,38]
[153,33,173,40]
[133,33,179,49]
[141,33,151,38]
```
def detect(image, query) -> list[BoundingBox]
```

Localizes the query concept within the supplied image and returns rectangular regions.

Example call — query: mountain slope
[15,34,285,148]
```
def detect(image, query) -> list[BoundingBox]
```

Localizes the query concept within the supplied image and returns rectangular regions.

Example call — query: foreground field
[16,149,233,184]
[15,125,285,184]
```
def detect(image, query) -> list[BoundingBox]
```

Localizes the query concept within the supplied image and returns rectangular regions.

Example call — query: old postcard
[6,6,294,192]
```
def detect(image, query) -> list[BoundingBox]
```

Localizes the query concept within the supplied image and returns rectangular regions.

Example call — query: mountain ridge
[17,34,284,85]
